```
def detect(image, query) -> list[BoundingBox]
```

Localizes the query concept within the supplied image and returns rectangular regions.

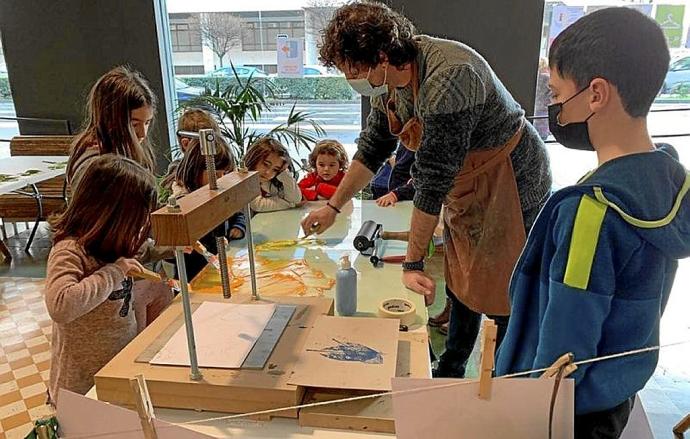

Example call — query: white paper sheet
[150,302,276,368]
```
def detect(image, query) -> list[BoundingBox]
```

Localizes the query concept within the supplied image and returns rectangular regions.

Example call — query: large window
[165,1,359,165]
[0,39,18,158]
[534,1,690,188]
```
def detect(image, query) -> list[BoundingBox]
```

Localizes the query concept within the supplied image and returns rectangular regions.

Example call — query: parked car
[174,78,205,103]
[662,56,690,94]
[303,65,341,77]
[210,66,269,78]
[270,65,342,78]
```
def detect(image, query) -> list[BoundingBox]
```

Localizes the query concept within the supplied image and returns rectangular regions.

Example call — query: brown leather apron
[386,64,526,316]
[442,122,526,316]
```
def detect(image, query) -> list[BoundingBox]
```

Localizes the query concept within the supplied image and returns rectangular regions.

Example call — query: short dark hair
[319,1,418,71]
[549,7,669,117]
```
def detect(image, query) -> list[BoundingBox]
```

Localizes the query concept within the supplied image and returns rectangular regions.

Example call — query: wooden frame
[151,172,260,247]
[95,294,333,418]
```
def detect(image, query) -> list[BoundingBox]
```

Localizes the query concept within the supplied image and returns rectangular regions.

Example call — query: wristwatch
[402,259,425,272]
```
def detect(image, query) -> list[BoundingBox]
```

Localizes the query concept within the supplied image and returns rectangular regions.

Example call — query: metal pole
[174,249,202,381]
[199,128,232,299]
[244,205,259,300]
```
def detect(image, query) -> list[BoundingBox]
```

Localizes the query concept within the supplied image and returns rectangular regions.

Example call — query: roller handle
[381,231,409,242]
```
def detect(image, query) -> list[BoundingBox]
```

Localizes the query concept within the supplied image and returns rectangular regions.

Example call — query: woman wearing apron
[302,2,552,377]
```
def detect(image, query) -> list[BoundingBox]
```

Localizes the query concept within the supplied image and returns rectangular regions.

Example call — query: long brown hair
[52,154,158,263]
[68,66,157,178]
[309,139,349,171]
[176,137,234,192]
[244,137,291,194]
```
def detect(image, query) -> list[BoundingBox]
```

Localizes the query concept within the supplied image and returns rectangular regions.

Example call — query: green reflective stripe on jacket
[593,172,690,229]
[564,195,608,290]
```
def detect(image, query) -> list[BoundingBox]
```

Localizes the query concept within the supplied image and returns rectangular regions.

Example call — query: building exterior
[166,0,342,75]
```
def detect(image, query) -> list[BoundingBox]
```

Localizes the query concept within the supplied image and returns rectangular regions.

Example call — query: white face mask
[347,66,388,97]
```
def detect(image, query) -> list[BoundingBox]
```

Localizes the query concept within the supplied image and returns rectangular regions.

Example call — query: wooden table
[0,155,67,260]
[191,199,443,328]
[91,200,439,437]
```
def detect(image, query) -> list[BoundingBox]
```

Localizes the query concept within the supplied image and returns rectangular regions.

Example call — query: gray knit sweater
[355,35,552,229]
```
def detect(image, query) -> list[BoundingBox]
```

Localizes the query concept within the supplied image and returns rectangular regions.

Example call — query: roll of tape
[378,298,417,327]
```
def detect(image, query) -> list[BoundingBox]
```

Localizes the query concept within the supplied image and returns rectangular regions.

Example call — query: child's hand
[229,228,244,239]
[376,192,398,207]
[115,258,145,277]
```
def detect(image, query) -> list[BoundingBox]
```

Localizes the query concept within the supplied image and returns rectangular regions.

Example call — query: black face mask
[548,86,596,151]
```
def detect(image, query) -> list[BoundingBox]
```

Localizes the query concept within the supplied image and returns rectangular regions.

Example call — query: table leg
[0,238,12,262]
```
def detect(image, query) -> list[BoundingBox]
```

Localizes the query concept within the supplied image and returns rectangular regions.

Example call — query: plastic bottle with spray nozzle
[336,255,357,316]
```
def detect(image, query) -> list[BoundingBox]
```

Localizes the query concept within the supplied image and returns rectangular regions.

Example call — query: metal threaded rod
[205,155,218,190]
[216,236,231,299]
[244,205,259,301]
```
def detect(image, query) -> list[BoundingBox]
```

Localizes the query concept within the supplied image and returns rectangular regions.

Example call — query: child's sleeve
[316,182,339,199]
[44,245,128,324]
[250,195,294,212]
[299,173,319,201]
[531,195,640,383]
[278,170,303,204]
[392,179,415,202]
[227,211,247,239]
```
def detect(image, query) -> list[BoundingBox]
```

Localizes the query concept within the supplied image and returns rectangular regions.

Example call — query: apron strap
[456,118,526,182]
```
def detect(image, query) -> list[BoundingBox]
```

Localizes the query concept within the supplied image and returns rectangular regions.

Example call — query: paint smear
[308,338,384,364]
[190,254,335,297]
[254,238,327,252]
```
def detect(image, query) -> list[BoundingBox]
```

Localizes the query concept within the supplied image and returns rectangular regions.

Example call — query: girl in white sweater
[245,137,303,212]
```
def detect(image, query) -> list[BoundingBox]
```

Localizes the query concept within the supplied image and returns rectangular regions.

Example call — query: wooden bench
[0,135,73,251]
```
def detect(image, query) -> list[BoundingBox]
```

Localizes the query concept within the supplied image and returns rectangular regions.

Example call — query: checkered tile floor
[0,277,54,439]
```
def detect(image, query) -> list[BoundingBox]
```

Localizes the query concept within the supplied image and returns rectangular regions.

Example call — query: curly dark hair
[319,1,418,71]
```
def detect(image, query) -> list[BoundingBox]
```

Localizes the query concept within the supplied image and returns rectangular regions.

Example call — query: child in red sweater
[299,139,349,200]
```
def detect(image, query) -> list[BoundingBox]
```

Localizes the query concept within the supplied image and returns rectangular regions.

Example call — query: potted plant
[178,63,325,171]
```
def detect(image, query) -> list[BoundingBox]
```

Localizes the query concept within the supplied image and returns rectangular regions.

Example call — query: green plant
[179,64,326,169]
[0,77,12,100]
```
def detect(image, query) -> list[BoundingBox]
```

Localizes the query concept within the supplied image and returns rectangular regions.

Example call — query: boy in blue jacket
[496,7,690,438]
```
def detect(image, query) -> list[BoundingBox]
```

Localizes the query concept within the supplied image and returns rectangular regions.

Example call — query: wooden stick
[674,413,690,438]
[130,268,163,282]
[478,319,498,400]
[129,374,158,439]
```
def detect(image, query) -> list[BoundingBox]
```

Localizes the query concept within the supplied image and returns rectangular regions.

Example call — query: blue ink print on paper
[308,338,383,364]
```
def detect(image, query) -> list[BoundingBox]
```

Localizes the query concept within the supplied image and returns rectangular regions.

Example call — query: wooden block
[151,171,260,247]
[9,135,73,156]
[298,331,431,434]
[95,294,334,419]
